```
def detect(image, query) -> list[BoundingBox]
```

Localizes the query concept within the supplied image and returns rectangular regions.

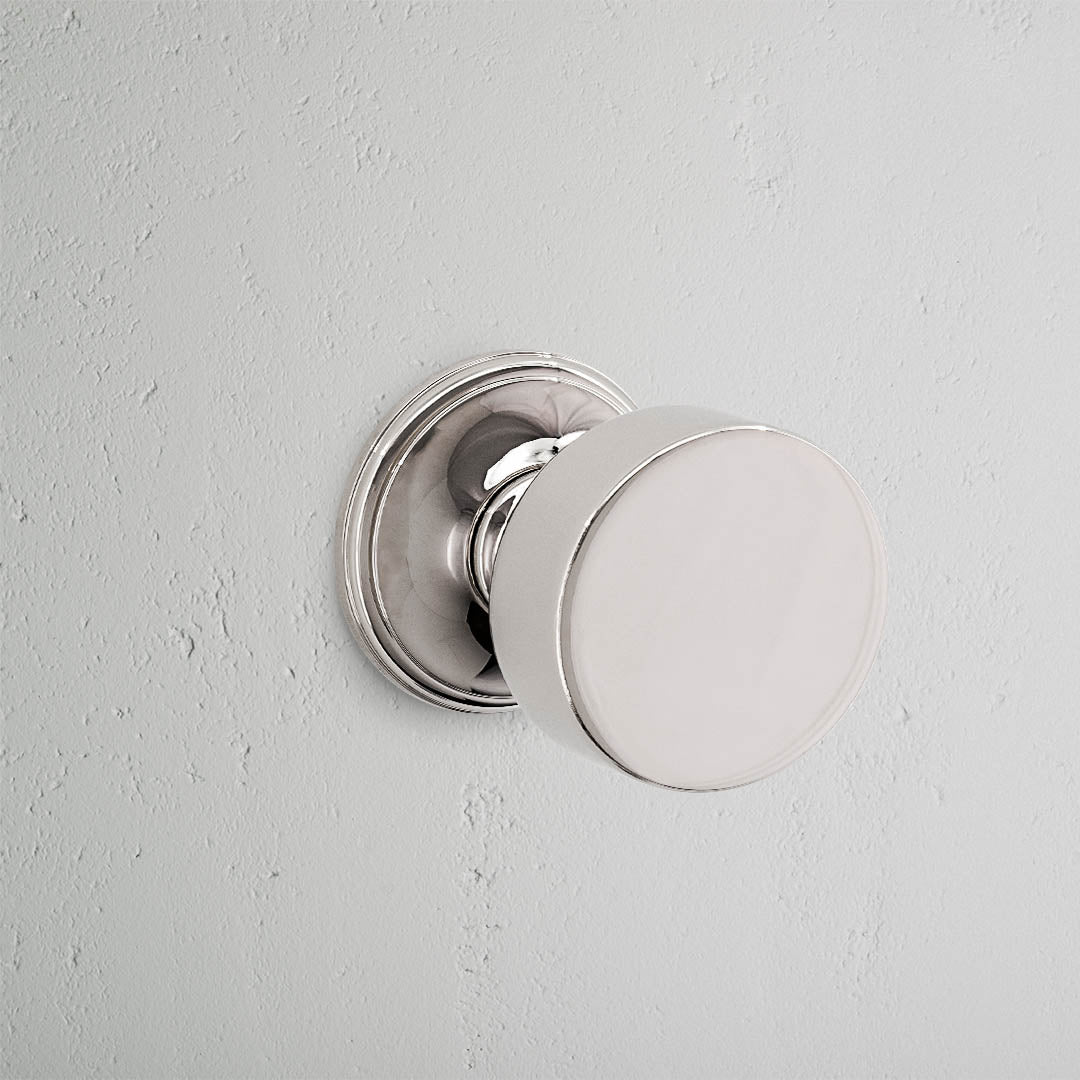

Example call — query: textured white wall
[3,2,1079,1077]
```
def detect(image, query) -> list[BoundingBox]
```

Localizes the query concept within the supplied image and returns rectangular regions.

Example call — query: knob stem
[463,432,586,609]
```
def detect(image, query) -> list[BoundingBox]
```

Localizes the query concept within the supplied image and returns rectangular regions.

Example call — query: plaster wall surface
[3,3,1079,1077]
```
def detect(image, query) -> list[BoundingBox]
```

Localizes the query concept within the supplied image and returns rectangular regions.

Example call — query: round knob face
[489,407,887,791]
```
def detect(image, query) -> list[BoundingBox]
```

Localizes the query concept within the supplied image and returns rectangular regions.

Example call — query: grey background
[3,2,1079,1077]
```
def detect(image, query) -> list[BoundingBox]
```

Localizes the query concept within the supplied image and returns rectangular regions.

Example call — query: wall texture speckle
[3,3,1079,1077]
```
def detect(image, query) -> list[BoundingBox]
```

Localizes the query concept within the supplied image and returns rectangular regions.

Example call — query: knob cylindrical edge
[489,405,751,775]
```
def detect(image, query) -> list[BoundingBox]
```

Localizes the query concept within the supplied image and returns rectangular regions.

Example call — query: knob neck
[463,432,585,610]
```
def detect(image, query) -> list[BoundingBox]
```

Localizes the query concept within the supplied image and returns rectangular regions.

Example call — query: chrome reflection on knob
[338,353,887,791]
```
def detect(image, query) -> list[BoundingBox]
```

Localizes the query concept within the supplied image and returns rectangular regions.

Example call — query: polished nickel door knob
[338,353,886,791]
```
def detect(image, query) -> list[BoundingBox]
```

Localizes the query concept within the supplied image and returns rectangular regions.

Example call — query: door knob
[338,352,886,791]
